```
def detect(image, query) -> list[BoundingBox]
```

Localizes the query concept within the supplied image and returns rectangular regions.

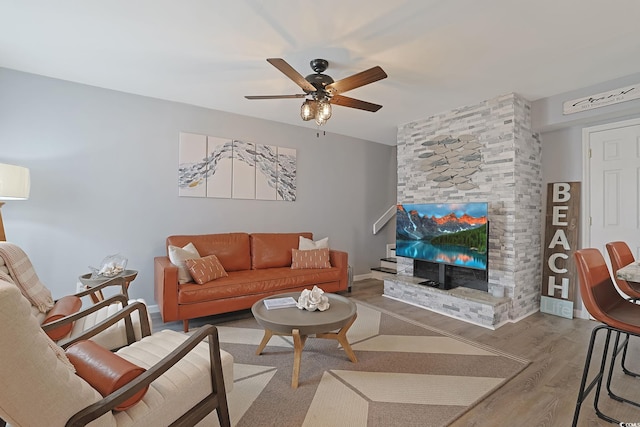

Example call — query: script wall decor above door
[178,132,297,201]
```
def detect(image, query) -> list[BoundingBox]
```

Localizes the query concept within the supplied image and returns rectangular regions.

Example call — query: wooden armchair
[42,289,140,348]
[0,241,150,350]
[0,279,233,427]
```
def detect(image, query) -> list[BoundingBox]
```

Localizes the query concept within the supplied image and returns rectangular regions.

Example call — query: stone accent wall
[395,93,542,322]
[512,96,543,318]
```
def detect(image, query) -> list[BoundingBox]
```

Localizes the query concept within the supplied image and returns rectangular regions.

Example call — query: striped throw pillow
[291,248,331,269]
[184,255,228,284]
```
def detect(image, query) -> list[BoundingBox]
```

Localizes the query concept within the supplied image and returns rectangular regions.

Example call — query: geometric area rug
[211,299,530,427]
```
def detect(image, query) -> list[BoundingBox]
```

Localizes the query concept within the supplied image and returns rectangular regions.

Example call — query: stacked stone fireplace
[385,93,542,328]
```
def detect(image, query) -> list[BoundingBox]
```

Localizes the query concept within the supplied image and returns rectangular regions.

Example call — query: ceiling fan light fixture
[314,115,328,126]
[300,99,317,121]
[248,58,387,128]
[302,98,332,126]
[317,100,332,121]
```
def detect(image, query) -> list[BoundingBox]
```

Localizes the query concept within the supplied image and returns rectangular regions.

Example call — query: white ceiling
[1,1,639,145]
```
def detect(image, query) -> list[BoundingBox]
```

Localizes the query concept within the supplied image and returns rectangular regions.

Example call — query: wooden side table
[78,269,138,303]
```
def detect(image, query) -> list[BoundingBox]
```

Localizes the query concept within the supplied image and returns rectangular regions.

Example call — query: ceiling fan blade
[245,94,307,100]
[330,94,382,112]
[326,66,387,95]
[266,58,316,92]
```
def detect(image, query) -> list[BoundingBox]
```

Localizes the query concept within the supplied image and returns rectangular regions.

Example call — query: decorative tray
[79,269,138,288]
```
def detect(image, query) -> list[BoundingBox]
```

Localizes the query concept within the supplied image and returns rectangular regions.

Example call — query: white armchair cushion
[0,281,114,427]
[113,329,234,426]
[68,298,152,350]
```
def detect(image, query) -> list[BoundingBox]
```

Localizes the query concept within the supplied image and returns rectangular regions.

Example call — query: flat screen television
[396,202,488,271]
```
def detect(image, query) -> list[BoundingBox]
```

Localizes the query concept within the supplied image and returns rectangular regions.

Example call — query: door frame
[581,117,640,318]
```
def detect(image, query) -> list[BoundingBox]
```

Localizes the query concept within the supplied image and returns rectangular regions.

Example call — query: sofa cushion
[177,266,341,304]
[185,255,228,284]
[291,248,332,269]
[299,236,329,250]
[251,232,313,269]
[167,233,251,272]
[168,242,200,284]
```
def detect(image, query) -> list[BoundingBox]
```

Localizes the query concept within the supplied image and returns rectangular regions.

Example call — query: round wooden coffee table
[251,292,358,388]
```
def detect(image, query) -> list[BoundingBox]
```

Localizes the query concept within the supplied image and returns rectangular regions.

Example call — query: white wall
[0,68,397,304]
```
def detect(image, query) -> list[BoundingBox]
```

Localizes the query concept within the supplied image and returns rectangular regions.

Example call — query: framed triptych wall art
[178,132,297,201]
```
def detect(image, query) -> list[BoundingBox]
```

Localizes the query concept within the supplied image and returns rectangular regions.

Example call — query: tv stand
[418,279,440,288]
[413,259,487,292]
[418,264,452,289]
[438,263,450,289]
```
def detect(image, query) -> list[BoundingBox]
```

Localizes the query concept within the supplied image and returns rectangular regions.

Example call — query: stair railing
[373,205,396,235]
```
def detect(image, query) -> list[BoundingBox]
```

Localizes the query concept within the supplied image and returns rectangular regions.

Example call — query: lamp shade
[0,163,30,200]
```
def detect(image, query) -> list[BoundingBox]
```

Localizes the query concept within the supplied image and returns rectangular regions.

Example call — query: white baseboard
[509,308,539,323]
[353,273,373,282]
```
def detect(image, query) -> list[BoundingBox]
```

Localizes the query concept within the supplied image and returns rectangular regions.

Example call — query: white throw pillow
[299,236,329,250]
[168,242,200,284]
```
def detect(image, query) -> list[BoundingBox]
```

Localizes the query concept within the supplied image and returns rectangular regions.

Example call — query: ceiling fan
[245,58,387,126]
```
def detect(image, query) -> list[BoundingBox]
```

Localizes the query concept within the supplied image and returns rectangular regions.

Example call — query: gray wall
[532,72,640,133]
[535,72,640,226]
[535,74,640,317]
[0,68,397,306]
[540,127,583,183]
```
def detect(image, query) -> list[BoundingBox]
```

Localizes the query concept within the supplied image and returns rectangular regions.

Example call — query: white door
[584,118,640,310]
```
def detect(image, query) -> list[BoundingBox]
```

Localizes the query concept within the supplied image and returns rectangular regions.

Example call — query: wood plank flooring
[153,279,640,426]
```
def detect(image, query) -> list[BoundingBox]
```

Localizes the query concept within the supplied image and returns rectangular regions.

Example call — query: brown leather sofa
[154,232,349,331]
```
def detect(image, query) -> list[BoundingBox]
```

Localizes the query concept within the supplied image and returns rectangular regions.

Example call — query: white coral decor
[296,286,330,312]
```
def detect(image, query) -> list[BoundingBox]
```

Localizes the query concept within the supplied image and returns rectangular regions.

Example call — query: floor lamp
[0,163,31,241]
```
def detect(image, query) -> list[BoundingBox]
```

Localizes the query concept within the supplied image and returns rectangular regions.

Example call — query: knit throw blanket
[0,243,54,313]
